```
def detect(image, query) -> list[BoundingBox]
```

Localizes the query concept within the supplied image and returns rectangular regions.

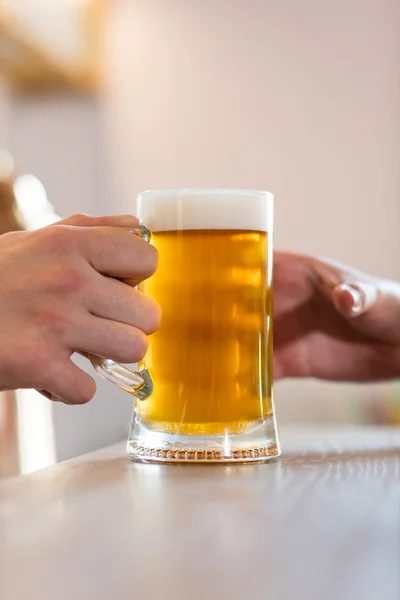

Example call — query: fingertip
[333,284,361,316]
[45,362,98,405]
[333,282,378,317]
[75,375,97,405]
[146,243,159,276]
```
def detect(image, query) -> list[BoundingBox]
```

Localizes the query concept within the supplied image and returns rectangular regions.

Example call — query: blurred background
[0,0,399,477]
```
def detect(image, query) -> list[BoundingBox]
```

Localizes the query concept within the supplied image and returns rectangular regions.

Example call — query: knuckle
[57,265,87,294]
[70,213,90,221]
[65,213,92,226]
[36,224,75,254]
[41,263,88,295]
[37,303,75,338]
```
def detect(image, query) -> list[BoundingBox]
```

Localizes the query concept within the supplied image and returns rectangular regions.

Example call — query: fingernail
[336,282,378,316]
[37,389,67,403]
[38,390,53,401]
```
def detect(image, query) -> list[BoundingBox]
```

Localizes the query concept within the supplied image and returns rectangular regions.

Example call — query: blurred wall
[104,0,400,272]
[0,79,10,147]
[103,0,400,424]
[2,0,400,461]
[7,96,109,216]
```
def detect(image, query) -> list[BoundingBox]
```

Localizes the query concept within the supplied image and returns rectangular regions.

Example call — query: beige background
[0,0,399,461]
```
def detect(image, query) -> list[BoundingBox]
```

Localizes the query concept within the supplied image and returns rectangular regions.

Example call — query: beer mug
[91,189,280,463]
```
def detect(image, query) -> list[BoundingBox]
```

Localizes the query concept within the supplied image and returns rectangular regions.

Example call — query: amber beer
[138,228,272,435]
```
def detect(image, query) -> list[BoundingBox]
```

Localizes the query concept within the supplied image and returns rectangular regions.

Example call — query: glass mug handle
[89,223,153,401]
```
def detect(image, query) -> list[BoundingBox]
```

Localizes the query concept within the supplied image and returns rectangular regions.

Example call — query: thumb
[332,281,378,317]
[312,257,400,342]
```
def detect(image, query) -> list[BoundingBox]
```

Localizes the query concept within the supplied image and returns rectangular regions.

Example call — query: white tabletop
[1,426,399,600]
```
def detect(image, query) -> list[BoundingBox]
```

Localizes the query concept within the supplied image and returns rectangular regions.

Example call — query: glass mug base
[127,415,280,464]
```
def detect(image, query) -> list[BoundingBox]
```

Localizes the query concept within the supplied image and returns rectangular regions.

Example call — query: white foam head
[137,188,273,232]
